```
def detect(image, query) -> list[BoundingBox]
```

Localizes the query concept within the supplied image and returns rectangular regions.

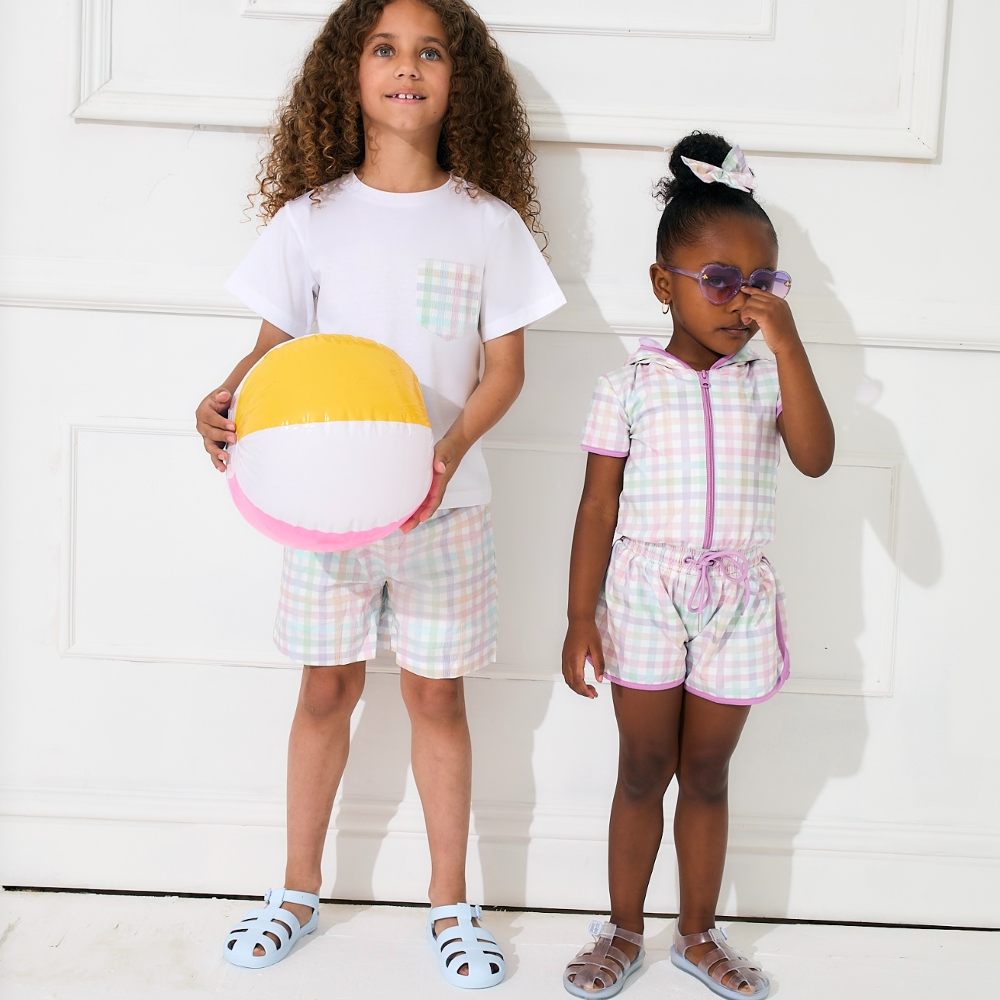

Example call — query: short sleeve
[581,375,631,457]
[224,201,317,338]
[479,211,566,341]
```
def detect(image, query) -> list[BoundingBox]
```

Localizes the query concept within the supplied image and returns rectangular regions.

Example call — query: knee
[298,665,365,719]
[401,676,466,726]
[617,743,677,801]
[677,752,731,802]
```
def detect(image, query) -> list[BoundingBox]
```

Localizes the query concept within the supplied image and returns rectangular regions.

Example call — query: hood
[628,338,757,374]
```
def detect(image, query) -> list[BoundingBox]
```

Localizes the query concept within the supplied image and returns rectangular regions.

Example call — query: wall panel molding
[5,784,997,858]
[4,258,996,352]
[3,785,997,924]
[241,0,778,40]
[72,0,949,157]
[78,0,112,100]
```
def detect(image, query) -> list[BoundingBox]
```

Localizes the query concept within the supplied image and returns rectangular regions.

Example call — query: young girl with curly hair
[560,132,833,999]
[194,0,563,986]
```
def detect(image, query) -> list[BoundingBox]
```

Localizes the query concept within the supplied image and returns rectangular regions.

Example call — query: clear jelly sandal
[670,925,769,999]
[563,919,645,998]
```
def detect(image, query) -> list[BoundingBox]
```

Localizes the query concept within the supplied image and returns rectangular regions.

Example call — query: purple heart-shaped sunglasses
[661,262,792,305]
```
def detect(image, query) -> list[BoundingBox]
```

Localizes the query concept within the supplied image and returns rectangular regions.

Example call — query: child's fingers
[198,408,236,433]
[563,653,598,699]
[399,454,452,533]
[399,494,438,533]
[197,424,236,446]
[398,511,420,533]
[564,670,595,698]
[195,405,236,450]
[206,444,229,471]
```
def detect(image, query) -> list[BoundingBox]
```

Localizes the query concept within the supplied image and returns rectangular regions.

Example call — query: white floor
[0,890,996,999]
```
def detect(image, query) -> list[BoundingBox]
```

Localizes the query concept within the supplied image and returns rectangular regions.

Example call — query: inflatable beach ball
[226,334,434,551]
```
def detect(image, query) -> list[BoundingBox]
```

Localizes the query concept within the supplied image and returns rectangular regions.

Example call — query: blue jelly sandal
[223,888,319,969]
[427,902,506,989]
[670,925,769,1000]
[563,920,645,998]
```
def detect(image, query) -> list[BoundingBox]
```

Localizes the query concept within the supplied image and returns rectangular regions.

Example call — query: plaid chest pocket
[416,259,483,340]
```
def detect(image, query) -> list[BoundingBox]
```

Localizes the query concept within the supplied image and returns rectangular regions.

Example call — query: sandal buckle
[588,918,611,939]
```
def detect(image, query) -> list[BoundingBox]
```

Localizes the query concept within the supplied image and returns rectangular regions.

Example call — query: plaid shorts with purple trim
[598,537,790,705]
[274,506,497,678]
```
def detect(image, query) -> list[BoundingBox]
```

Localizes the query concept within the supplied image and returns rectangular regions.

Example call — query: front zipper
[699,369,716,548]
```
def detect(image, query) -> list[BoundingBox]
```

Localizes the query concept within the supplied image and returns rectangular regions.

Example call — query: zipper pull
[699,370,711,389]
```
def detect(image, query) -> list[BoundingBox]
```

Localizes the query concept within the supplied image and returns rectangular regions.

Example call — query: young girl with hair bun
[561,132,834,999]
[194,0,564,986]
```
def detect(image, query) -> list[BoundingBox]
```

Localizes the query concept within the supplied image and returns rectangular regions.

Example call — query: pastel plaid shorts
[274,505,497,678]
[598,536,790,704]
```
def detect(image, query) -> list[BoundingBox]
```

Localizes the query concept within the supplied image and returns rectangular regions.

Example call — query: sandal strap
[429,901,482,924]
[710,957,765,986]
[264,887,320,909]
[567,956,624,990]
[570,969,616,990]
[575,944,629,973]
[674,925,723,951]
[589,918,645,948]
[698,944,734,973]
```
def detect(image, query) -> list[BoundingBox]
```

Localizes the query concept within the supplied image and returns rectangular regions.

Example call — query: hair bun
[656,131,743,205]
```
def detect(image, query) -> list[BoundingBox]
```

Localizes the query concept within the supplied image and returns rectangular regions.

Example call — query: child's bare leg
[252,661,365,957]
[399,670,474,964]
[606,684,684,961]
[400,670,471,908]
[673,694,751,992]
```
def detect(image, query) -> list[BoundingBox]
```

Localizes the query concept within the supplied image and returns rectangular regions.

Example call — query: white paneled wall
[1,1,997,927]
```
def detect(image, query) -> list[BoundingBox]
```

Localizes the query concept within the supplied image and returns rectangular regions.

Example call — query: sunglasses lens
[746,269,776,294]
[700,265,742,304]
[771,271,792,299]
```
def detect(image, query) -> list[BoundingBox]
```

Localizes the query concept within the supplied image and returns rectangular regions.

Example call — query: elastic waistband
[618,538,765,613]
[618,536,764,570]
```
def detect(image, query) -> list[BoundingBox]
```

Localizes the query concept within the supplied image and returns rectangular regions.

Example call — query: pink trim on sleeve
[582,445,630,458]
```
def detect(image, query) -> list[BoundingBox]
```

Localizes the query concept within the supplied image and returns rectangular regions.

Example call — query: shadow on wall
[706,205,944,941]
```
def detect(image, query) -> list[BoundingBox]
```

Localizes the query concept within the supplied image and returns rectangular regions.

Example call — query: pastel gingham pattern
[598,537,789,704]
[416,259,483,340]
[274,506,497,678]
[581,342,782,549]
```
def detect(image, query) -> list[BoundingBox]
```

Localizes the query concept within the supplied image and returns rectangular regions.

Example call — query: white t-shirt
[225,172,566,507]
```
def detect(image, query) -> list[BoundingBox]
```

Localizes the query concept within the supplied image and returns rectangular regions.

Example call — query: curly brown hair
[254,0,544,242]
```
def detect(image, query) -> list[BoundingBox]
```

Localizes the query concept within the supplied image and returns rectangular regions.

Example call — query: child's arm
[194,320,292,471]
[562,453,625,699]
[401,329,526,530]
[740,287,835,478]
